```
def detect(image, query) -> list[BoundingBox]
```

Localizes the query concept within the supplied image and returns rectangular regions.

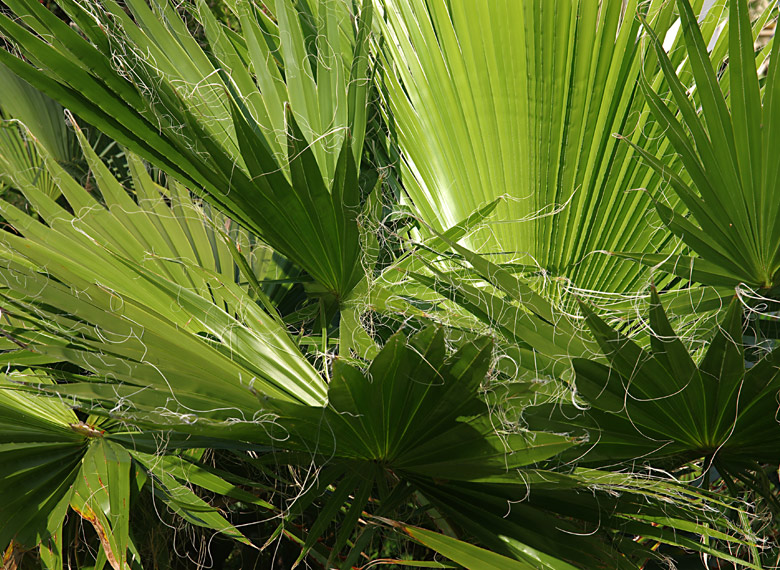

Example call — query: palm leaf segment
[621,0,780,295]
[0,62,79,200]
[269,326,571,477]
[0,131,297,565]
[0,0,374,299]
[268,325,571,568]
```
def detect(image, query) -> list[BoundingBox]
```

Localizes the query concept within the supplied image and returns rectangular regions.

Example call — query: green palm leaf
[397,524,570,570]
[530,288,780,470]
[0,129,326,407]
[375,0,727,295]
[0,370,259,566]
[621,0,780,295]
[0,1,777,568]
[0,0,375,298]
[0,61,77,168]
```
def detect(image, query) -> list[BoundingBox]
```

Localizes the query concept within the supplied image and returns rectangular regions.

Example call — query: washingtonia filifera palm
[0,0,777,568]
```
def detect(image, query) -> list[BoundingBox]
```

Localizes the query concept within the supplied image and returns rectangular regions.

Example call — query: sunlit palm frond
[620,0,780,296]
[0,128,327,408]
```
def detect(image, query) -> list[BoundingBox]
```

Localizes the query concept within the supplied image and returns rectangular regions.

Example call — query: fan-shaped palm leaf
[527,289,780,474]
[620,0,780,295]
[0,127,326,408]
[0,0,375,298]
[375,0,735,295]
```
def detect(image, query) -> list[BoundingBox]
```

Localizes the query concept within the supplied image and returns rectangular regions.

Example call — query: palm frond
[374,0,724,295]
[621,0,780,295]
[0,128,327,407]
[0,0,375,297]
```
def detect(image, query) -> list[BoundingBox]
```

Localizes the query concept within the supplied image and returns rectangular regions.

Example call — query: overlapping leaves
[0,0,777,568]
[0,370,261,568]
[375,0,735,295]
[0,126,327,411]
[0,0,374,298]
